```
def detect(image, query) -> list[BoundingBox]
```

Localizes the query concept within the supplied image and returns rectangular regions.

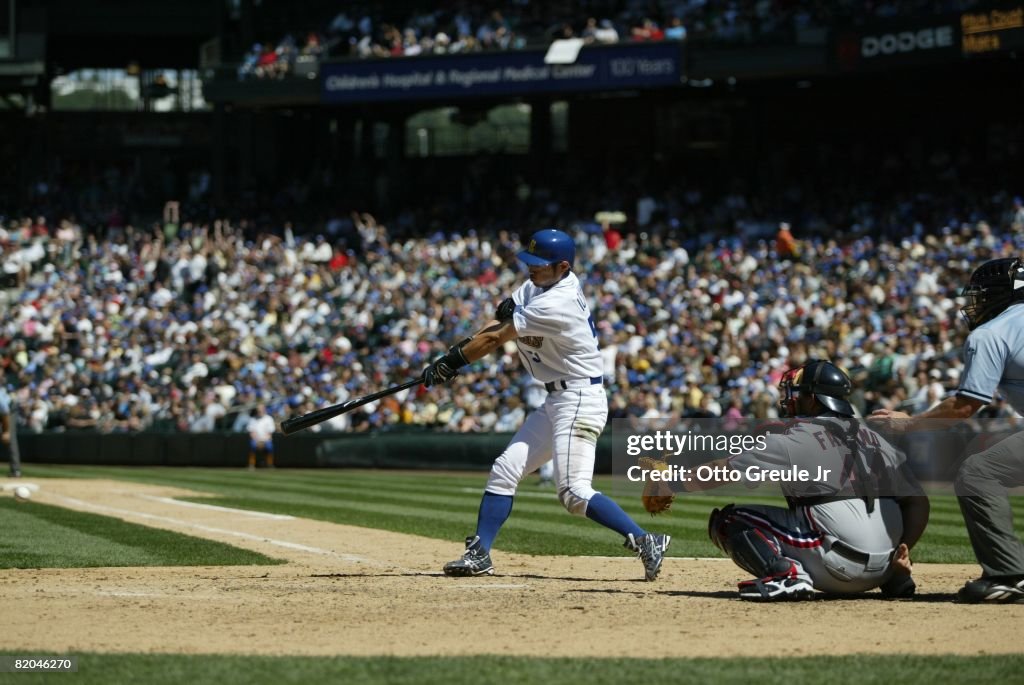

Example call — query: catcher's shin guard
[708,506,791,579]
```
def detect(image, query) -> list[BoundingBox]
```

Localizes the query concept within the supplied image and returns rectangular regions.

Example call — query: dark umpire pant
[955,430,1024,578]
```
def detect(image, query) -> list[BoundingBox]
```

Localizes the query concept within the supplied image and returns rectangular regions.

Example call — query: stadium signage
[321,43,682,103]
[860,26,955,57]
[961,5,1024,55]
[834,16,962,70]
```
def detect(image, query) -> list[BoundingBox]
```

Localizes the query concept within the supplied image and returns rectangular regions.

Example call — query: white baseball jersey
[511,272,604,383]
[957,302,1024,412]
[487,270,609,516]
[247,414,276,443]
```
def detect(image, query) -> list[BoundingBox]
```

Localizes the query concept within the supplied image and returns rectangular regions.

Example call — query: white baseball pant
[485,385,607,515]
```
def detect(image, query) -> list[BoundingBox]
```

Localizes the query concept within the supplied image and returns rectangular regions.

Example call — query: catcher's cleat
[956,577,1024,604]
[739,570,815,602]
[443,536,495,577]
[625,533,671,581]
[879,573,917,599]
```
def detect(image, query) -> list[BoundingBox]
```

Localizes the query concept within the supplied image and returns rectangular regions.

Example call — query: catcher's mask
[778,360,855,418]
[960,257,1024,331]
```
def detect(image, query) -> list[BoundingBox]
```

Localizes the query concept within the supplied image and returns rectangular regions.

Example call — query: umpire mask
[961,257,1024,330]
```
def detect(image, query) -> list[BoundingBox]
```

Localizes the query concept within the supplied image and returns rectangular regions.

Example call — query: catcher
[641,360,929,601]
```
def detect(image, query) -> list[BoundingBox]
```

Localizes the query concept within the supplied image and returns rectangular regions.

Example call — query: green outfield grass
[18,465,1016,564]
[0,498,282,569]
[1,653,1021,685]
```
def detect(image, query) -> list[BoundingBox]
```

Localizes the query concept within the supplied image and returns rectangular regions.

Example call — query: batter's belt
[544,377,603,392]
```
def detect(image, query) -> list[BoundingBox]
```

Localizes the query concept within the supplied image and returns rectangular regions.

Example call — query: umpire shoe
[739,569,815,602]
[443,536,495,577]
[625,533,672,581]
[956,577,1024,604]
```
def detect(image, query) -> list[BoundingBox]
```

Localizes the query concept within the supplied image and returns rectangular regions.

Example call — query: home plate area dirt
[0,479,1019,658]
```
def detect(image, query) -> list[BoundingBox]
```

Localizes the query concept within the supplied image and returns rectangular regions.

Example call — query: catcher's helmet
[779,360,855,418]
[960,257,1024,330]
[518,229,575,267]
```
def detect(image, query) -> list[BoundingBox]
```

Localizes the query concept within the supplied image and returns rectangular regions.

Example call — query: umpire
[871,257,1024,603]
[0,383,21,478]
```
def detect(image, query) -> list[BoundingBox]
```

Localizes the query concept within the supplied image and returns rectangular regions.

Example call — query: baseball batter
[423,229,671,580]
[872,257,1024,603]
[647,361,928,601]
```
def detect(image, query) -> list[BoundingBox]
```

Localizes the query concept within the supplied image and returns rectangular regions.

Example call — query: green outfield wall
[12,431,614,471]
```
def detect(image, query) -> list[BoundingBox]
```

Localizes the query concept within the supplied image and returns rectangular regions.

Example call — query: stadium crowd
[240,0,982,78]
[2,182,1023,435]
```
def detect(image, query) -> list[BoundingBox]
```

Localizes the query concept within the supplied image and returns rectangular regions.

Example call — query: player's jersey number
[577,290,598,338]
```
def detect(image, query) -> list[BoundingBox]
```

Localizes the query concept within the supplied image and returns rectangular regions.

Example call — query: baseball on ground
[13,485,31,502]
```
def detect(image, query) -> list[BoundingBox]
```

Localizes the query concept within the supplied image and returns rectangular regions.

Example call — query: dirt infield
[1,478,1021,658]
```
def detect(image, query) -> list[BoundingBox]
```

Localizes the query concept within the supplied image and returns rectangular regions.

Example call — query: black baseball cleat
[625,533,671,581]
[739,573,815,602]
[879,573,917,599]
[956,577,1024,604]
[443,536,495,577]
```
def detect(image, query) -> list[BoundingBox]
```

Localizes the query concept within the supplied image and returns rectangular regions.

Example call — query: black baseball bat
[280,377,423,435]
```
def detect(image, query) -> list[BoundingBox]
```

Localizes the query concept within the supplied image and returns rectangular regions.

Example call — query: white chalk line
[133,494,295,520]
[41,492,720,582]
[46,493,426,574]
[2,481,41,492]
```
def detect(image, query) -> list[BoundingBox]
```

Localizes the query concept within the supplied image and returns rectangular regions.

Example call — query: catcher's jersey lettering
[729,417,918,500]
[511,272,604,383]
[811,427,881,451]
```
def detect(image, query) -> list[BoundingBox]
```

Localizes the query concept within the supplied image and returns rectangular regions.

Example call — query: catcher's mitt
[638,456,675,516]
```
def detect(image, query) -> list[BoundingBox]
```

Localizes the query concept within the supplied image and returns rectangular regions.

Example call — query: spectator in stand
[1,131,1020,437]
[0,383,21,477]
[631,18,664,42]
[594,19,620,44]
[776,221,799,258]
[247,404,276,470]
[244,0,986,76]
[255,44,280,79]
[664,16,687,41]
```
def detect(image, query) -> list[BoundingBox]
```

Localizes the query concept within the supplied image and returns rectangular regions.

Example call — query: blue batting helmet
[517,229,575,267]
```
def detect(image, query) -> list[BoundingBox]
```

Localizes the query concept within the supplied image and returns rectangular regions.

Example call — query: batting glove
[422,359,460,387]
[422,341,470,388]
